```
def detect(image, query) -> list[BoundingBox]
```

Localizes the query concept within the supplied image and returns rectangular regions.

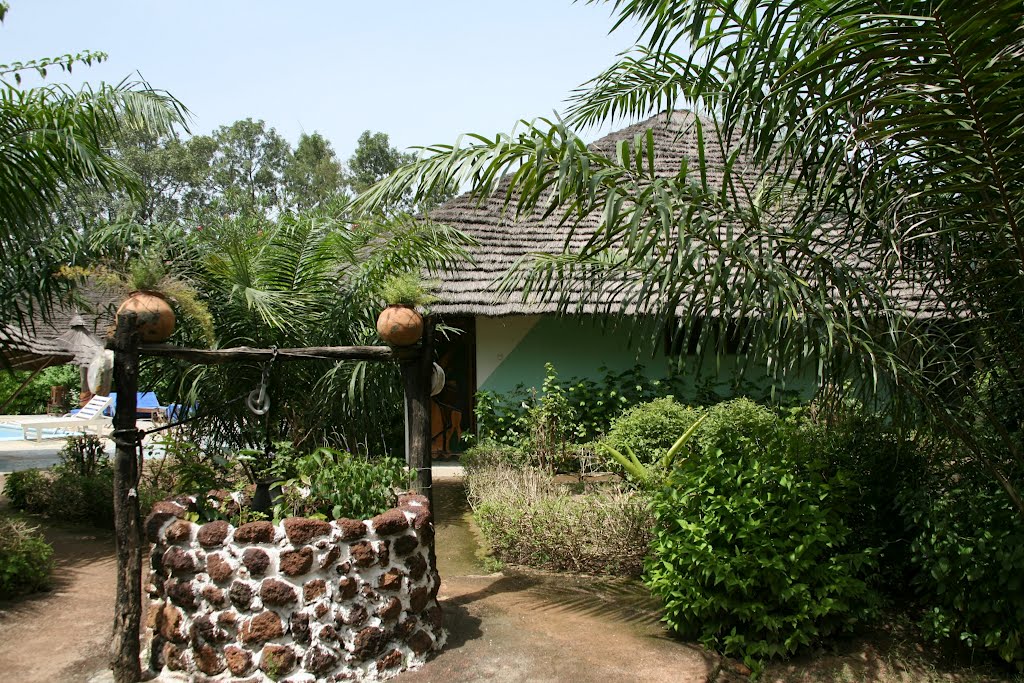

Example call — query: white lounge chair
[19,394,114,442]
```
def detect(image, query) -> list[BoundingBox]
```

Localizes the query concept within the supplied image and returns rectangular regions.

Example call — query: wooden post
[109,313,143,683]
[400,318,434,510]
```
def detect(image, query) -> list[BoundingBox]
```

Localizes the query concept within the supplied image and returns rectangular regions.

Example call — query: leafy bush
[474,364,803,451]
[58,435,109,476]
[475,365,683,447]
[155,435,234,495]
[467,464,653,576]
[0,365,80,415]
[604,397,703,466]
[275,448,412,521]
[3,469,50,513]
[3,459,115,528]
[645,399,878,670]
[900,453,1024,668]
[46,469,115,527]
[0,518,53,599]
[800,406,925,592]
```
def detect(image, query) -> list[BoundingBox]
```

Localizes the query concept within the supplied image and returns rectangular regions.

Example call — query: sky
[0,1,642,160]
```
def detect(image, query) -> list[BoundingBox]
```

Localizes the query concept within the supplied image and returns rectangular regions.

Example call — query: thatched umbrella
[54,314,104,406]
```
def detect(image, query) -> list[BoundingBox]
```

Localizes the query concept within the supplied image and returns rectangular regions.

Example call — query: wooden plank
[138,343,396,365]
[109,314,143,683]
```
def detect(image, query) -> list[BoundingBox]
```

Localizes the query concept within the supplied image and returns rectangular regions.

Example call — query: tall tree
[358,0,1024,513]
[346,129,456,214]
[346,130,412,196]
[57,128,215,229]
[208,118,290,219]
[285,131,345,212]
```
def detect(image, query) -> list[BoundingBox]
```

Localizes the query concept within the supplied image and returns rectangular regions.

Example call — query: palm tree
[356,0,1024,513]
[167,210,474,458]
[0,31,186,336]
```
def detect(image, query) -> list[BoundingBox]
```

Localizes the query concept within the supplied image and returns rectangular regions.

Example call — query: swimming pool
[0,423,68,441]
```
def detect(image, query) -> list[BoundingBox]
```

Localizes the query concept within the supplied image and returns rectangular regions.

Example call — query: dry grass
[466,464,652,576]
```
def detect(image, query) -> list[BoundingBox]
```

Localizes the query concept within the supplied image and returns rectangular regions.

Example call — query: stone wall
[144,493,444,682]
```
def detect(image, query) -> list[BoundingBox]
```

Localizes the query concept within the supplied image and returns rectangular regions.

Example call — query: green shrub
[46,470,115,527]
[3,462,114,527]
[900,453,1024,668]
[3,469,50,513]
[474,364,802,451]
[275,448,412,521]
[801,406,925,593]
[474,365,684,447]
[159,436,234,495]
[0,365,80,415]
[604,397,703,466]
[645,398,878,671]
[0,517,53,599]
[57,435,109,477]
[467,464,652,576]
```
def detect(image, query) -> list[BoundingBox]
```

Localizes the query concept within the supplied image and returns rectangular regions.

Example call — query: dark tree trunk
[109,313,143,683]
[400,318,434,509]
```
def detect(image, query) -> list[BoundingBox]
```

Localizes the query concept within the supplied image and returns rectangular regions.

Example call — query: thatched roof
[426,110,941,319]
[0,286,116,371]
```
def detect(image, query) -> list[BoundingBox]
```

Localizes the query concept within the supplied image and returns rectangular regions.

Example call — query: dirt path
[404,571,717,683]
[407,478,720,683]
[0,520,117,681]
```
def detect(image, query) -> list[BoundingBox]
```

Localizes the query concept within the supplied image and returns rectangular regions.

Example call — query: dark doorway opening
[432,315,476,456]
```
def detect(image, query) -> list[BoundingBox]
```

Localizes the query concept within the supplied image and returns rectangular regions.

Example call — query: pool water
[0,423,68,441]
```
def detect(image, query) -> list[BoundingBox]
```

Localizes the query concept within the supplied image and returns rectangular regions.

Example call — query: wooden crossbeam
[138,343,400,364]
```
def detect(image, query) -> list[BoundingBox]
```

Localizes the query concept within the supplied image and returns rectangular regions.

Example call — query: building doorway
[431,316,476,456]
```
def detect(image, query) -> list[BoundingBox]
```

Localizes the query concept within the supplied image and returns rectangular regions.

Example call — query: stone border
[144,493,444,682]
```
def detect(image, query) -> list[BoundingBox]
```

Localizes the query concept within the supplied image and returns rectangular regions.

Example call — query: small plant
[380,272,436,307]
[57,434,108,477]
[275,448,413,521]
[0,517,53,599]
[528,363,579,471]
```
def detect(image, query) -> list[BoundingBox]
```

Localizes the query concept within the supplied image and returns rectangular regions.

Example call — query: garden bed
[144,492,444,681]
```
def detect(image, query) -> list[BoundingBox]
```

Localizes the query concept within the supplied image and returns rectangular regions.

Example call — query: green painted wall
[478,316,666,393]
[476,314,818,401]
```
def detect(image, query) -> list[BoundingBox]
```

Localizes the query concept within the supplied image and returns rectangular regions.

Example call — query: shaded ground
[0,474,117,682]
